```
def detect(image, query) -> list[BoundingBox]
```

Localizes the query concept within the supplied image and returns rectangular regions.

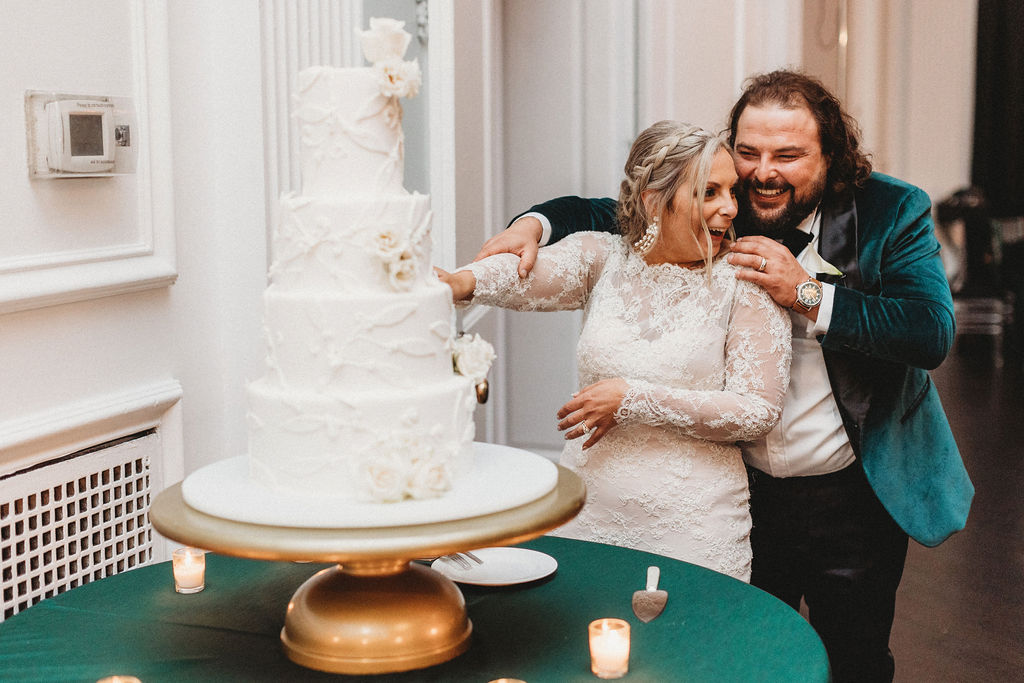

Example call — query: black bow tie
[780,229,813,256]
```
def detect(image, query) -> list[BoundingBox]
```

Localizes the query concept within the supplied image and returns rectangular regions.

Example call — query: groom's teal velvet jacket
[518,172,973,547]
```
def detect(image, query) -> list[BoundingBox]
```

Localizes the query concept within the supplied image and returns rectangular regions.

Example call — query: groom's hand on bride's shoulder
[473,216,543,278]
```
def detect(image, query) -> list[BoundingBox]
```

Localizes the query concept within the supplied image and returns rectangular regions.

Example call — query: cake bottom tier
[247,375,475,500]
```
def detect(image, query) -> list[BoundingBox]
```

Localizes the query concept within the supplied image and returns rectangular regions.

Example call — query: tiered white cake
[181,20,557,529]
[246,19,482,503]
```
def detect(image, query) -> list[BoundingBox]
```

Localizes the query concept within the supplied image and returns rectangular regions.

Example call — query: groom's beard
[738,174,826,238]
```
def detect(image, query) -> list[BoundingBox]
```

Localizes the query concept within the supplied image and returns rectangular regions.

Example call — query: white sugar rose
[373,230,405,261]
[407,454,452,499]
[360,17,412,64]
[452,333,496,384]
[387,252,418,290]
[355,452,408,502]
[375,58,422,99]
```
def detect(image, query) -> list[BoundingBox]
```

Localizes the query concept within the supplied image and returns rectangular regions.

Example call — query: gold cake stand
[149,465,584,675]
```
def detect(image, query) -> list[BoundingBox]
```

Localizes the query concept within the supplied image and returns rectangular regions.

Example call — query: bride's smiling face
[653,149,738,265]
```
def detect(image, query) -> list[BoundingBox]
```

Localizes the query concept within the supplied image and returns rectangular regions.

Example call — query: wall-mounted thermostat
[45,99,116,172]
[25,91,137,179]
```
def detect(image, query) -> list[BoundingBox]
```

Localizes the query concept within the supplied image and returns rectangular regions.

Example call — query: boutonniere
[806,248,843,277]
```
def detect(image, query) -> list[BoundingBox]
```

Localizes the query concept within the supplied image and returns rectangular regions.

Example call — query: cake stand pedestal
[149,464,584,675]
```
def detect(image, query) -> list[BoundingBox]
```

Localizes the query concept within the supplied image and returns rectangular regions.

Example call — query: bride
[439,121,791,581]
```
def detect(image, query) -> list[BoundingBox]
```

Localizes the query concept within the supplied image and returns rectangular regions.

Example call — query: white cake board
[180,442,559,528]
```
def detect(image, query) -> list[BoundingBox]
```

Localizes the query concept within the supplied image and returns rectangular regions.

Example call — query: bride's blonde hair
[617,120,733,274]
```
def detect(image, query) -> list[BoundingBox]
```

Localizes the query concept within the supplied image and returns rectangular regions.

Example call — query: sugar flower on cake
[452,333,496,384]
[355,449,410,503]
[373,229,407,262]
[359,17,422,100]
[356,428,454,502]
[407,453,453,499]
[386,251,418,290]
[360,17,412,64]
[374,59,422,99]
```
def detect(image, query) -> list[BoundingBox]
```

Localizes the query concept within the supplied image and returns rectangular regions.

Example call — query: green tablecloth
[0,536,829,682]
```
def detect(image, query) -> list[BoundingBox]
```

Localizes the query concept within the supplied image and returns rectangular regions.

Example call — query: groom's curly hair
[727,70,872,200]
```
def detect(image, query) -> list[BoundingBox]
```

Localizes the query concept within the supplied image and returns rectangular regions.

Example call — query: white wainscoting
[0,380,183,484]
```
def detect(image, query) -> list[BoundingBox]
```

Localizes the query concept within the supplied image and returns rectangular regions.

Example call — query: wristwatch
[793,278,823,313]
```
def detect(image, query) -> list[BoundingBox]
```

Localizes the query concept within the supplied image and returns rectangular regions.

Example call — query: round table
[0,536,831,682]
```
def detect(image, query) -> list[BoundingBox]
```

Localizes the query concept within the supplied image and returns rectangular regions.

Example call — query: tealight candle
[588,618,630,679]
[95,677,142,683]
[172,547,206,594]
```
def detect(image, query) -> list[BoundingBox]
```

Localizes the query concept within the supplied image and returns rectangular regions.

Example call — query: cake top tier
[294,18,422,197]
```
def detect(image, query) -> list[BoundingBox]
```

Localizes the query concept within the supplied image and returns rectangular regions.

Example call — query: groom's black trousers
[747,462,909,683]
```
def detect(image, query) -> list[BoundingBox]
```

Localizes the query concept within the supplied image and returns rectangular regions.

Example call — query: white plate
[431,547,558,586]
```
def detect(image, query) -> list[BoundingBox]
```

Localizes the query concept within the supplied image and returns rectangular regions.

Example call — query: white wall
[165,1,267,473]
[873,0,977,202]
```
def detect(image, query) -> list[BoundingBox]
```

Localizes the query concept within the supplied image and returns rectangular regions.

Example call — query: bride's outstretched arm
[614,282,792,442]
[453,232,614,312]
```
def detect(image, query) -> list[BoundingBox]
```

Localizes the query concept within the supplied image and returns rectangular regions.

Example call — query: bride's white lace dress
[463,232,790,581]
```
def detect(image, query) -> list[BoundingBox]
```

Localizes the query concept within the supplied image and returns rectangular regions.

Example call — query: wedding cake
[245,18,493,503]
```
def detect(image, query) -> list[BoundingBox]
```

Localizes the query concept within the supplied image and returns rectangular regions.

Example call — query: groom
[476,70,973,682]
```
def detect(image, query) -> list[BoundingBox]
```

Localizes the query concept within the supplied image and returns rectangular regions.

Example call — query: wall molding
[0,0,177,315]
[0,379,184,483]
[427,0,458,270]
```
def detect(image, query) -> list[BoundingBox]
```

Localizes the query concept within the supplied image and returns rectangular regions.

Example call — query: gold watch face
[797,281,823,307]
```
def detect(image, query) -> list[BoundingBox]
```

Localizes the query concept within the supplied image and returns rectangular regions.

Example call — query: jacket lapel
[818,189,862,289]
[818,187,870,452]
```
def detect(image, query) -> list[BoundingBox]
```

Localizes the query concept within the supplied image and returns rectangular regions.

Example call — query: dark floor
[889,337,1024,682]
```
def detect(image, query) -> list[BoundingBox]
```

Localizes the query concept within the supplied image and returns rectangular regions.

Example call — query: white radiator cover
[1,431,159,621]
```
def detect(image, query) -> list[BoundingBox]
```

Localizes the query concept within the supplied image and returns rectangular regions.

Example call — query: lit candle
[95,677,142,683]
[588,618,630,679]
[172,547,206,593]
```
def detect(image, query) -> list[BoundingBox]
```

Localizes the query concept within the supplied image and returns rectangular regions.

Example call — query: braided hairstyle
[617,120,731,269]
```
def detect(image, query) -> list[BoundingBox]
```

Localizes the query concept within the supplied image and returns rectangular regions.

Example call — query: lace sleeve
[614,280,791,441]
[460,233,614,311]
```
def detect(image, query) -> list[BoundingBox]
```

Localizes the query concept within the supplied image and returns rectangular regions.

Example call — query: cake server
[631,566,668,623]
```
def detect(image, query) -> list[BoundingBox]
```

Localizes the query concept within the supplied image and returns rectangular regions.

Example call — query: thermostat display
[45,99,116,173]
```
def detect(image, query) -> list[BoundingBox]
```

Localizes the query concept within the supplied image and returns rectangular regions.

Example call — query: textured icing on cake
[246,19,484,503]
[293,66,406,197]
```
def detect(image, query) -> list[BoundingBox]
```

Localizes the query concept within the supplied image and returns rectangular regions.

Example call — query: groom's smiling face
[732,103,829,237]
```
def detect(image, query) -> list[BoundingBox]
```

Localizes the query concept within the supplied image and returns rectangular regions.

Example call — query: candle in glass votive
[588,618,630,679]
[172,547,206,593]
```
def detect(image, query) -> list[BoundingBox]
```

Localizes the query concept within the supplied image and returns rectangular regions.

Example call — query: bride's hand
[557,378,627,449]
[434,267,476,301]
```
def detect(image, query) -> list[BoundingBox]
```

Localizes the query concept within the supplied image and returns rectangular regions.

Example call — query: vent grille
[1,433,156,621]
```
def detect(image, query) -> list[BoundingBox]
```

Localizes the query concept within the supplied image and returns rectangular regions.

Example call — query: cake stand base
[149,453,584,675]
[281,561,471,674]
